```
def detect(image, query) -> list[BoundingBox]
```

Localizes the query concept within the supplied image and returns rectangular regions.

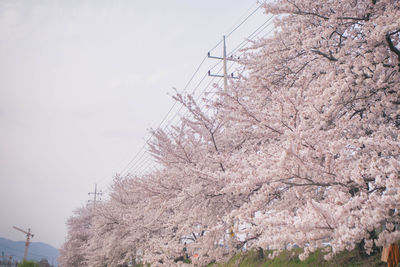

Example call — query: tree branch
[311,49,338,61]
[386,30,400,72]
[209,129,225,172]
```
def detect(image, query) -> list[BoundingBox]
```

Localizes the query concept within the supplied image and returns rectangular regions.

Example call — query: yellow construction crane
[12,226,34,260]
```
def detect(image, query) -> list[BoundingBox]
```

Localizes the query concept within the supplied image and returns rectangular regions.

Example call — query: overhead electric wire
[225,1,260,35]
[112,2,275,181]
[149,71,209,135]
[234,14,275,49]
[123,20,276,178]
[126,73,216,177]
[130,59,233,177]
[191,17,277,115]
[123,59,220,176]
[225,0,267,39]
[208,0,267,53]
[118,55,208,176]
[179,17,277,120]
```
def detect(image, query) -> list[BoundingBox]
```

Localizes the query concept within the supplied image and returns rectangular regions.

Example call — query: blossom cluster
[59,0,400,266]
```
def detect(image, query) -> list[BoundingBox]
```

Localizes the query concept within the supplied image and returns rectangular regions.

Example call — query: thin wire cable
[208,14,275,74]
[118,55,208,175]
[124,22,276,177]
[172,16,276,128]
[208,0,266,53]
[123,70,212,176]
[225,1,259,35]
[229,14,275,56]
[225,0,267,39]
[173,24,277,136]
[130,73,220,176]
[129,152,152,176]
[118,5,275,179]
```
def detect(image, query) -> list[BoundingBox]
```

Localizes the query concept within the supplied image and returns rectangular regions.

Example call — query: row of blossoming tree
[59,0,400,266]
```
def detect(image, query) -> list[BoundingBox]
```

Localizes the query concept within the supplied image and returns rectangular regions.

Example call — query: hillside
[0,237,59,266]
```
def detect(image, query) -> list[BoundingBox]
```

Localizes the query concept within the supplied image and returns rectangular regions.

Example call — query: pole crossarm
[208,71,224,78]
[207,36,240,87]
[207,52,236,61]
[88,184,103,204]
[208,71,239,79]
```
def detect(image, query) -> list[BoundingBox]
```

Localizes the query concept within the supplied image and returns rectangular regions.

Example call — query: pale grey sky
[0,0,269,248]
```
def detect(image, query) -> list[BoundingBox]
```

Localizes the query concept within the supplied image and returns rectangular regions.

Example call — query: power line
[100,58,211,181]
[102,2,275,185]
[118,55,208,177]
[226,0,267,39]
[168,16,276,124]
[124,73,211,178]
[122,17,276,178]
[125,71,222,177]
[225,1,260,35]
[208,0,267,53]
[127,65,229,177]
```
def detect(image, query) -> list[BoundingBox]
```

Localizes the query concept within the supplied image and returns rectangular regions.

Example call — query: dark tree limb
[386,30,400,72]
[311,49,338,61]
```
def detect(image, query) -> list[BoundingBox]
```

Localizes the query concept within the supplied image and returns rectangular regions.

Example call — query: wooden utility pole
[12,226,34,260]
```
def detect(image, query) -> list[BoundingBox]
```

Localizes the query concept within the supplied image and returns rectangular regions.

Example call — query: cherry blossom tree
[59,206,95,266]
[60,0,400,265]
[221,0,400,260]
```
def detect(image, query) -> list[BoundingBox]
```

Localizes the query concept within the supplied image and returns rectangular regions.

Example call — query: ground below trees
[207,246,386,267]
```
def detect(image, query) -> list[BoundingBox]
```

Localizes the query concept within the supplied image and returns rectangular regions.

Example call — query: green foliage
[18,260,39,267]
[207,246,386,267]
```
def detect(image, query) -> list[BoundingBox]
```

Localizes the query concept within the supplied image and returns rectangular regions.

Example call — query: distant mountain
[0,237,59,266]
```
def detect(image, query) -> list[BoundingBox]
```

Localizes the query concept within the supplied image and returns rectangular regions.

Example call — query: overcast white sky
[0,0,269,249]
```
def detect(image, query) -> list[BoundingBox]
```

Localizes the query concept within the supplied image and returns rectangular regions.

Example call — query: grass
[206,246,386,267]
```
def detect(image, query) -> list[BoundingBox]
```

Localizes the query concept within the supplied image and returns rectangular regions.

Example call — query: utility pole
[223,35,228,92]
[208,35,238,92]
[12,226,33,261]
[88,184,102,204]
